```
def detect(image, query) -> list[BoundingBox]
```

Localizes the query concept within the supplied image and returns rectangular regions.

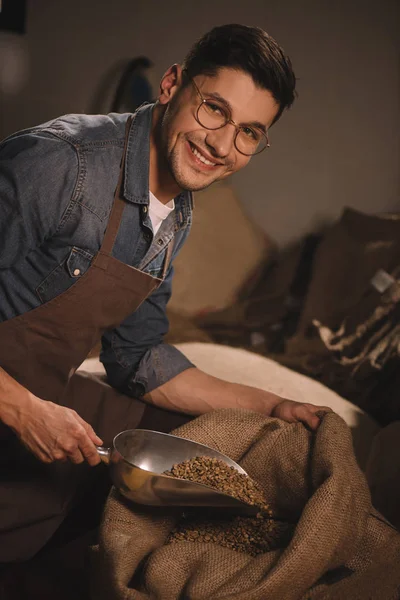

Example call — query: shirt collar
[123,102,192,223]
[123,102,152,205]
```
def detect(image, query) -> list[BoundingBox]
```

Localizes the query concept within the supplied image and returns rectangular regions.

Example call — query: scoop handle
[96,446,112,464]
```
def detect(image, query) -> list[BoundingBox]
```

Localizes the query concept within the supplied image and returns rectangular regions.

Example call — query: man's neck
[149,105,182,205]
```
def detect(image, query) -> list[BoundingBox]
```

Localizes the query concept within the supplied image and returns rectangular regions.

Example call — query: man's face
[156,67,280,192]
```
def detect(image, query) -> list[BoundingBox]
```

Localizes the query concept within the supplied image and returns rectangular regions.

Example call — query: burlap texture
[91,409,400,599]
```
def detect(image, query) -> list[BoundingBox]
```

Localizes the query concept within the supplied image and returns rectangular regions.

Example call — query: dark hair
[182,24,296,123]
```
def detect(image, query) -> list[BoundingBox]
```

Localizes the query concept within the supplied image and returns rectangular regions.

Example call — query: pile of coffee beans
[164,456,292,556]
[165,456,269,511]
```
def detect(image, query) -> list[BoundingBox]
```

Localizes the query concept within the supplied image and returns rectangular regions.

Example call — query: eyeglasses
[184,72,270,156]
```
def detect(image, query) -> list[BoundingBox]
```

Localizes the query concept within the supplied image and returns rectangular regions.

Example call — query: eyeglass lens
[197,102,267,156]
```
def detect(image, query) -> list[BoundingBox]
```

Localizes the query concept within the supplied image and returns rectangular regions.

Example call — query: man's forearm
[143,367,283,416]
[0,367,34,429]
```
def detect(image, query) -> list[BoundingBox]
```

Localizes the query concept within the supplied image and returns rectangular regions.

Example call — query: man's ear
[158,64,184,105]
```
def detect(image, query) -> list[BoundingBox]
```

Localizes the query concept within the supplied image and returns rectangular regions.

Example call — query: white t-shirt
[148,191,175,236]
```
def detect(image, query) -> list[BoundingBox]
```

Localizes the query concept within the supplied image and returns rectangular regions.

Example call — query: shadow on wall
[89,56,154,115]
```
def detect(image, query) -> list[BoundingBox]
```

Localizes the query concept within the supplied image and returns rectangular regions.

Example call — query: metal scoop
[97,429,258,516]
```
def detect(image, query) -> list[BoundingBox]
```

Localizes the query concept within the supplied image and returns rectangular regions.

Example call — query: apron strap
[100,115,134,256]
[99,113,175,282]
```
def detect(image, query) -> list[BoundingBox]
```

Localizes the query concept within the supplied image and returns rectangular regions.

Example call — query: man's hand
[8,394,103,466]
[0,367,103,465]
[272,399,332,431]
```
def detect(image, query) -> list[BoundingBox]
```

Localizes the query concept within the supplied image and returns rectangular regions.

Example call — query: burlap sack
[91,409,400,600]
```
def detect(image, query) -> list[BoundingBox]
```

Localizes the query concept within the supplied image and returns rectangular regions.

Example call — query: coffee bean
[164,456,292,556]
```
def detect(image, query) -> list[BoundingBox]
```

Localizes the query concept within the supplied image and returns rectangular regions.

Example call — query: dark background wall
[1,0,399,246]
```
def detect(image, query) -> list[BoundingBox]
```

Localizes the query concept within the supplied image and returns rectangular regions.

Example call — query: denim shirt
[0,103,194,396]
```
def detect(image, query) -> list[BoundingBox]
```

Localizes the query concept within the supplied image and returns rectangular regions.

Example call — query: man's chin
[173,170,222,192]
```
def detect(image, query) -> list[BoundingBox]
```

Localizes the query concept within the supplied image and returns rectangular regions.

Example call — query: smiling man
[0,24,329,563]
[151,66,278,196]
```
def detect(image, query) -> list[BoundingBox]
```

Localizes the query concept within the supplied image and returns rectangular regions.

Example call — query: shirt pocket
[36,246,94,304]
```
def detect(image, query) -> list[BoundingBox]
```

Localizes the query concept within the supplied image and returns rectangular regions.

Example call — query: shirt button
[73,268,81,276]
[142,205,148,213]
[157,239,164,246]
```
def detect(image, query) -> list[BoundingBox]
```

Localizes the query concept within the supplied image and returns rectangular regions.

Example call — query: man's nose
[205,124,236,158]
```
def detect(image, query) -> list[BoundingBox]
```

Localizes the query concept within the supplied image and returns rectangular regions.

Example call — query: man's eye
[205,102,224,116]
[241,127,259,141]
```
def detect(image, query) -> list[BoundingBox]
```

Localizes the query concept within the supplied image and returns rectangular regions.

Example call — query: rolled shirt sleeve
[100,260,195,397]
[128,343,195,397]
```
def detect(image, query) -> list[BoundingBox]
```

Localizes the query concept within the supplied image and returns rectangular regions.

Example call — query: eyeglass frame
[182,71,270,156]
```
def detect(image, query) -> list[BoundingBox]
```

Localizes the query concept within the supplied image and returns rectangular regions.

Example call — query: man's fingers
[294,405,320,430]
[273,399,334,431]
[35,449,53,463]
[88,428,103,446]
[63,434,98,465]
[76,414,103,446]
[307,413,320,431]
[68,449,85,464]
[296,403,333,430]
[78,435,102,466]
[62,423,101,466]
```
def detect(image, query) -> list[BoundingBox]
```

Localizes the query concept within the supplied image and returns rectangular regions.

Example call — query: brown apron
[0,116,190,562]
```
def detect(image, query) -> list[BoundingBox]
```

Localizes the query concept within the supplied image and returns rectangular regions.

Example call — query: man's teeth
[191,145,216,166]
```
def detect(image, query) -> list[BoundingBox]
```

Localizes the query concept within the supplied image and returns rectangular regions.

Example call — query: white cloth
[149,191,174,236]
[79,342,379,469]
